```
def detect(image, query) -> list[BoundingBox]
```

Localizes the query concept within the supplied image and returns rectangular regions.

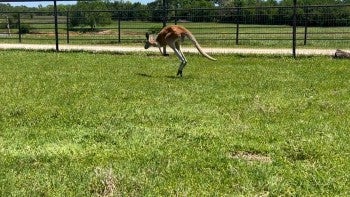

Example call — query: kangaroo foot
[176,70,183,77]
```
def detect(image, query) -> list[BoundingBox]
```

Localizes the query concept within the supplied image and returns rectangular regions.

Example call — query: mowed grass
[0,50,349,196]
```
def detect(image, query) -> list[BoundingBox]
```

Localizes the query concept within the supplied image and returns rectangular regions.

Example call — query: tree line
[0,0,349,29]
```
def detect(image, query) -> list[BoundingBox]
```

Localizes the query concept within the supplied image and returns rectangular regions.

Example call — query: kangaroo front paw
[176,70,183,77]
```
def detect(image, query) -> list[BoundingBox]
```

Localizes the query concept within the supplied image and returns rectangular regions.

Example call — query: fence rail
[0,1,349,57]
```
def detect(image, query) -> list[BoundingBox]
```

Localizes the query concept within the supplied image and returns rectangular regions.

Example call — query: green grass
[0,50,350,196]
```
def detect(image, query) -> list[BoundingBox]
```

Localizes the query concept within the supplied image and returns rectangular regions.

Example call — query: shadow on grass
[136,72,195,80]
[165,75,195,80]
[136,73,152,78]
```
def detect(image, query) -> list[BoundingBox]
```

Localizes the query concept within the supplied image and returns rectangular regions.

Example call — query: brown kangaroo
[144,25,216,77]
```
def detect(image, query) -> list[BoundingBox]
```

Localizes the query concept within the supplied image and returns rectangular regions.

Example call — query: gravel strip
[0,43,342,56]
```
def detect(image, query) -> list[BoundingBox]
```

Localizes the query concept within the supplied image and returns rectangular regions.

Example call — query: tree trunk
[334,49,350,59]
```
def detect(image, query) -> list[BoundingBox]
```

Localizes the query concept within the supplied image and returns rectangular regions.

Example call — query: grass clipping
[89,167,117,197]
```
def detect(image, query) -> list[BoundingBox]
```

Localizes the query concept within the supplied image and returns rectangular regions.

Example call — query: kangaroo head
[144,32,158,49]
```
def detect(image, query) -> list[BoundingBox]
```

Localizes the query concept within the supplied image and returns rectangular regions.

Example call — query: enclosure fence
[0,1,349,57]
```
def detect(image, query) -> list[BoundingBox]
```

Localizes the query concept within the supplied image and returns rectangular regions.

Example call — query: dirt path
[0,43,343,56]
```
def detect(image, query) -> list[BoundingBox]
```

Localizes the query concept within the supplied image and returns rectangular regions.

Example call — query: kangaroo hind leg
[169,41,187,77]
[175,42,187,76]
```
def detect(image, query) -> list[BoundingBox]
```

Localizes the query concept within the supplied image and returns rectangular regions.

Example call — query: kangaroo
[144,25,216,77]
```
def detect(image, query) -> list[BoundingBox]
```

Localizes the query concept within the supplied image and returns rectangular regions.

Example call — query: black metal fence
[0,1,349,57]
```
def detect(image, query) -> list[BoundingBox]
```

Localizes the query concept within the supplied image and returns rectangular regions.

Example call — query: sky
[7,0,153,7]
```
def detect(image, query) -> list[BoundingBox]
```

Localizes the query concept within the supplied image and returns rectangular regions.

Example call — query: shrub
[19,24,31,34]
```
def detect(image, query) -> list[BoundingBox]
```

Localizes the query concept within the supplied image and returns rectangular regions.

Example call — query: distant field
[0,18,349,48]
[0,50,349,196]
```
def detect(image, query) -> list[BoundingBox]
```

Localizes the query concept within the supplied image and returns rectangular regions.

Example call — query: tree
[70,0,112,30]
[108,1,148,21]
[147,0,217,22]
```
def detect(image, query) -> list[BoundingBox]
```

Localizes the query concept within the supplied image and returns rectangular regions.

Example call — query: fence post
[18,13,21,43]
[292,0,297,58]
[118,14,121,43]
[303,6,308,45]
[53,0,59,51]
[66,11,70,44]
[174,6,177,25]
[235,7,240,45]
[162,0,167,56]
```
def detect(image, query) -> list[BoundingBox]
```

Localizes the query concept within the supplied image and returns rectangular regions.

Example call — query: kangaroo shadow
[136,73,152,78]
[165,74,194,80]
[136,72,194,80]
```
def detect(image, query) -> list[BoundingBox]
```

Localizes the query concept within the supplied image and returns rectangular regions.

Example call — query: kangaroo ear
[145,32,149,40]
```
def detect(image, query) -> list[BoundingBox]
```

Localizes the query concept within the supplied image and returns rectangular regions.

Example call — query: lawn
[0,50,349,196]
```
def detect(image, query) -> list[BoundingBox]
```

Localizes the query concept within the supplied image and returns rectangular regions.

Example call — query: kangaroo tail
[185,32,217,61]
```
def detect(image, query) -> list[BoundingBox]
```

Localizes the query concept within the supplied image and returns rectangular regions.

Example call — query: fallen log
[334,49,350,59]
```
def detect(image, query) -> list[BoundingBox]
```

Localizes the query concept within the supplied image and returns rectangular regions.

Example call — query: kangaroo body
[145,25,216,77]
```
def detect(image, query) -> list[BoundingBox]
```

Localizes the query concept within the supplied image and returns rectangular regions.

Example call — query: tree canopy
[0,0,349,27]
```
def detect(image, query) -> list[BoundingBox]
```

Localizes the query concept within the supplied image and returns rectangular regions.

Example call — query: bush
[19,24,31,34]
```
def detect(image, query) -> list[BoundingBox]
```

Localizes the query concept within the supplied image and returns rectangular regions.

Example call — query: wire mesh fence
[0,1,349,53]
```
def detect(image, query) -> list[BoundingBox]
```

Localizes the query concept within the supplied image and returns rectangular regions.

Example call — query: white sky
[7,0,154,7]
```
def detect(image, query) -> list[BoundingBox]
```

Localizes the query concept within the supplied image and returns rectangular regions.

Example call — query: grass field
[0,50,350,196]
